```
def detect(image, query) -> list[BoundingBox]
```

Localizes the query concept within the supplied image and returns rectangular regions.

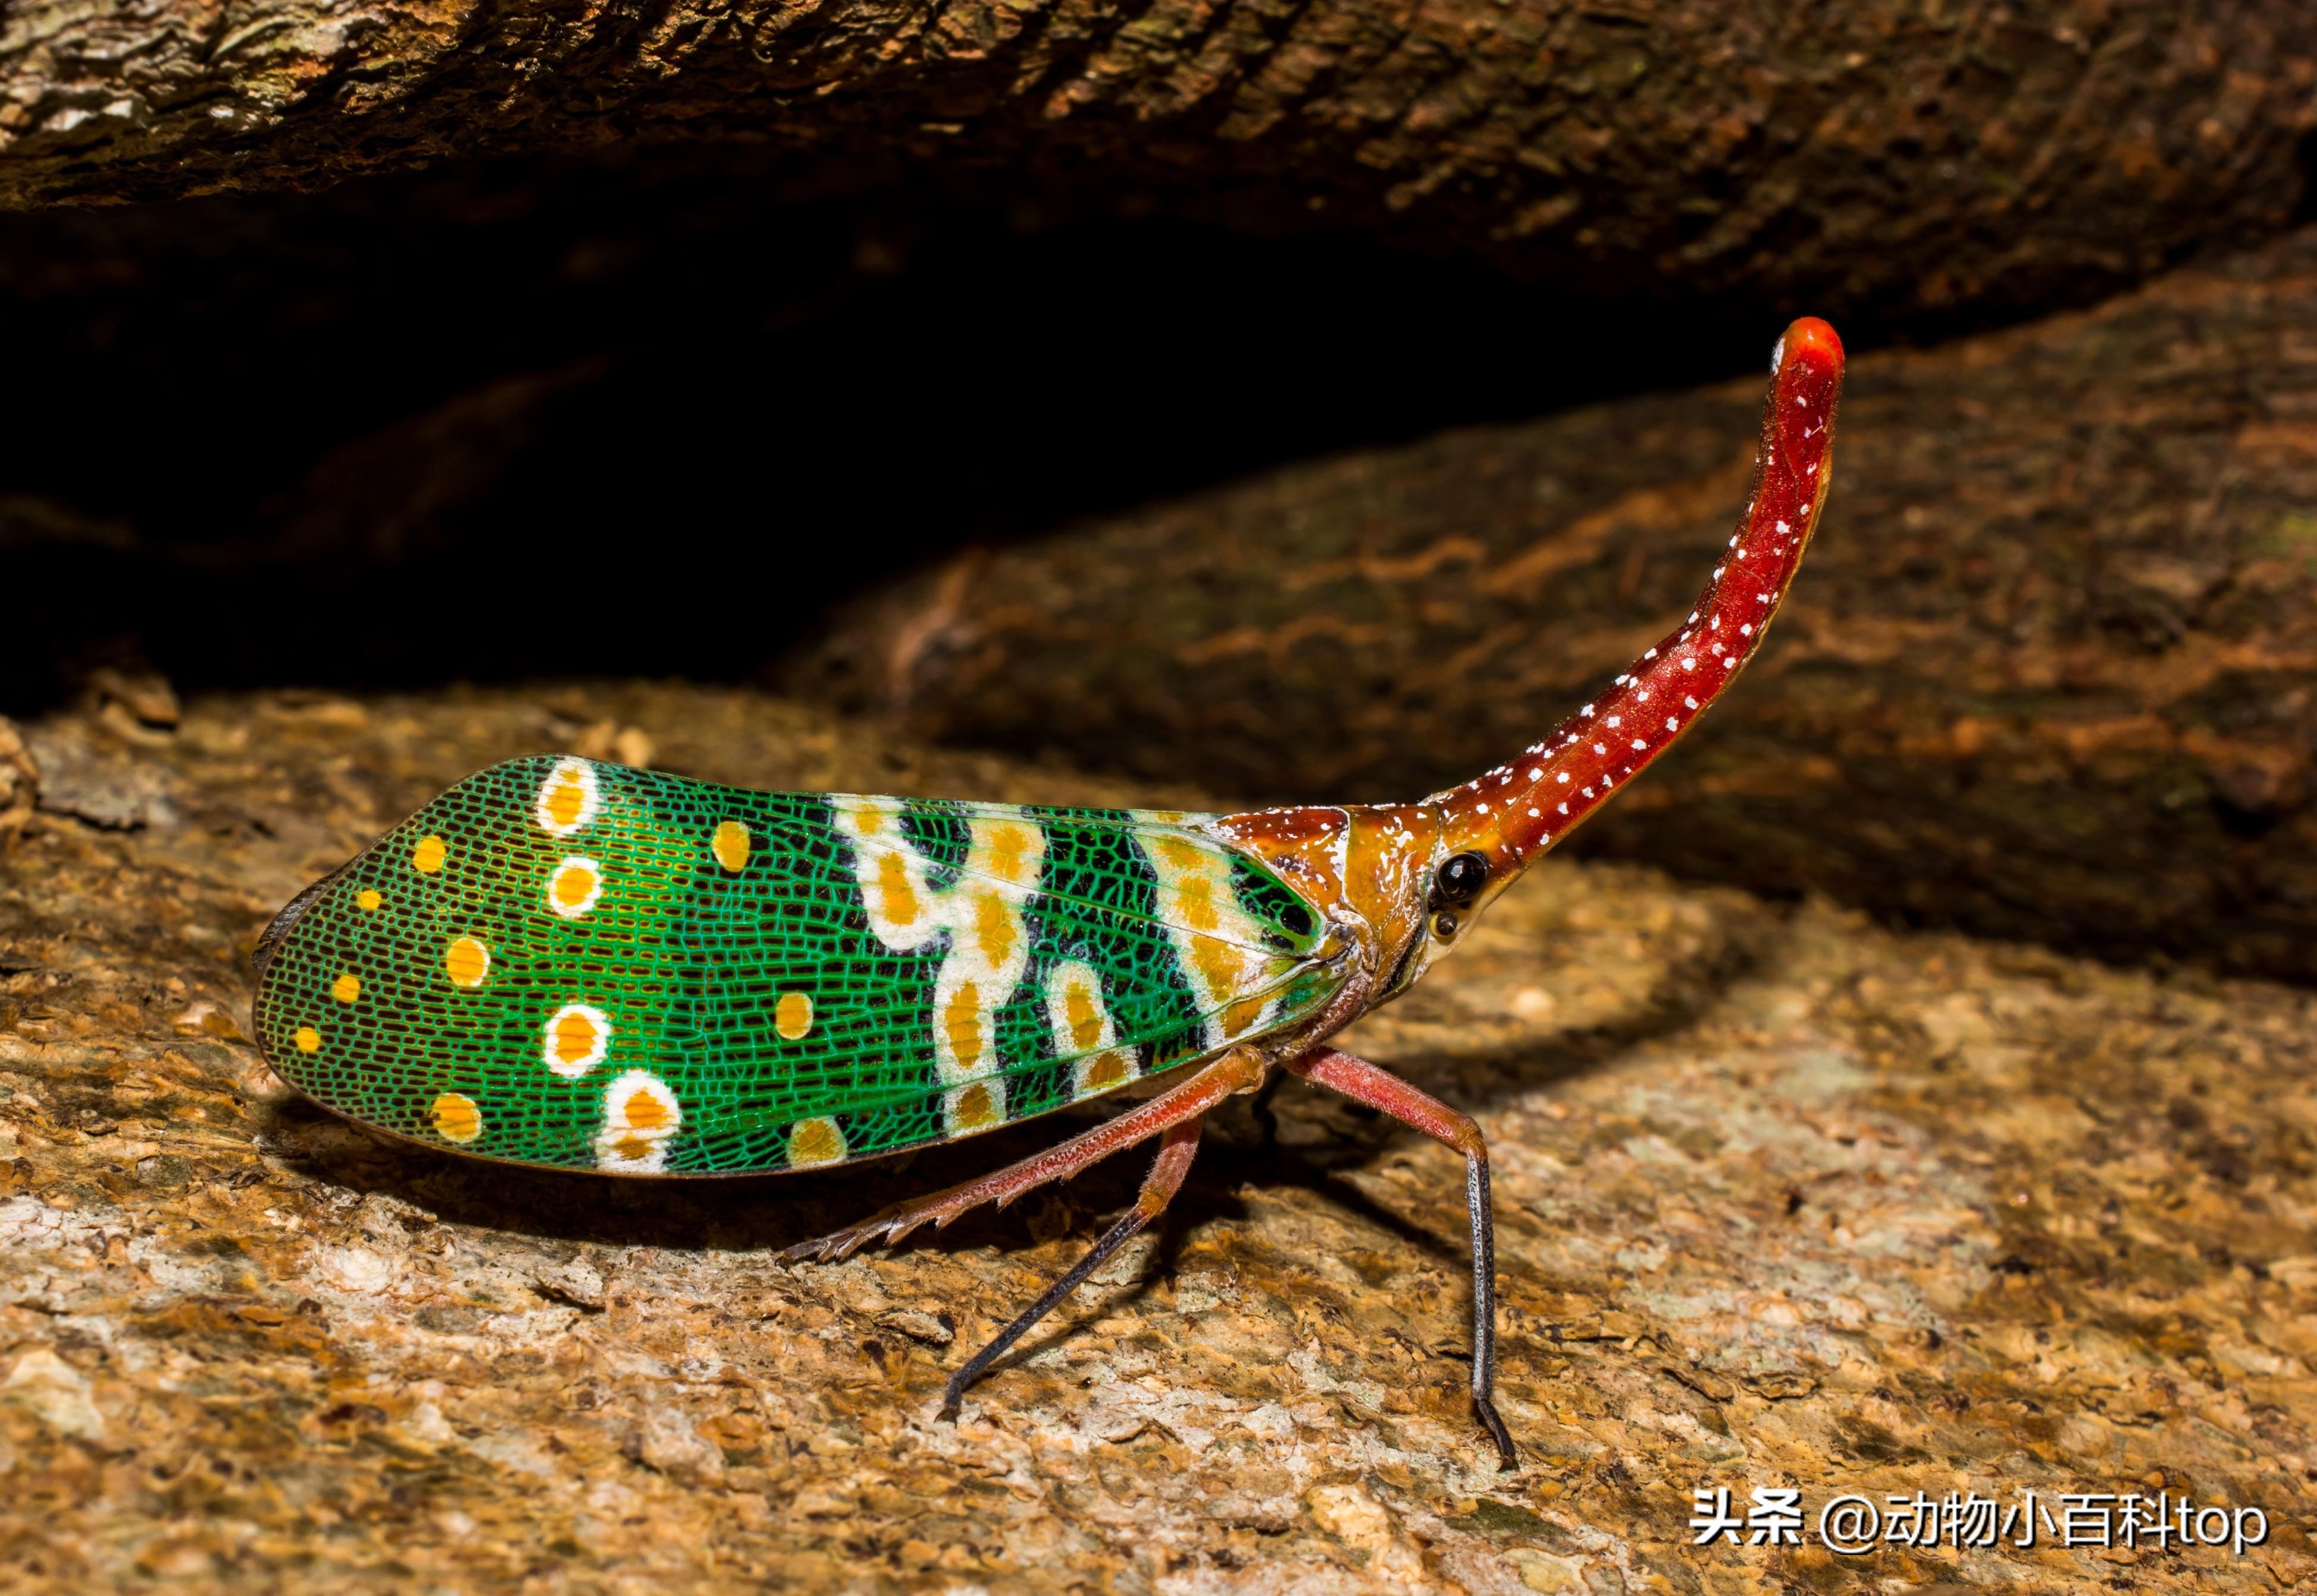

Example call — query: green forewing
[251,757,1340,1174]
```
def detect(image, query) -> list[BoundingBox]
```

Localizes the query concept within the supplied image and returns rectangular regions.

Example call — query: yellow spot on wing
[430,1093,481,1143]
[775,991,813,1041]
[555,1013,596,1065]
[1221,994,1271,1039]
[544,1003,610,1075]
[971,889,1015,968]
[623,1088,671,1132]
[1135,829,1299,1049]
[595,1070,681,1171]
[1190,935,1243,997]
[788,1117,845,1166]
[330,973,360,1004]
[1175,876,1220,932]
[977,819,1037,884]
[943,981,985,1072]
[547,858,602,918]
[876,851,920,929]
[1063,979,1103,1051]
[1047,960,1135,1101]
[292,1025,321,1053]
[712,820,750,872]
[951,1082,999,1129]
[355,889,383,912]
[1154,837,1204,873]
[535,760,598,836]
[444,937,490,989]
[411,836,447,874]
[543,776,585,829]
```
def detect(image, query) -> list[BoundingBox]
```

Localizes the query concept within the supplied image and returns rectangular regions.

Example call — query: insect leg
[781,1044,1264,1263]
[1284,1048,1517,1471]
[939,1115,1202,1420]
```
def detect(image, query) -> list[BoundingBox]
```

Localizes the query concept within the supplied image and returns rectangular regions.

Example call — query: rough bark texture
[2,682,2313,1591]
[4,0,2315,330]
[791,225,2317,987]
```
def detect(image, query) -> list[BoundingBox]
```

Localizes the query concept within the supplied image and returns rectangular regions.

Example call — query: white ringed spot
[594,1070,681,1172]
[535,760,600,836]
[787,1117,846,1167]
[430,1093,482,1144]
[543,1003,613,1077]
[547,856,604,919]
[444,937,491,989]
[943,1081,1006,1136]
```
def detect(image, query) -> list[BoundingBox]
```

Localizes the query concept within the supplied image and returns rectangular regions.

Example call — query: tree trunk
[4,0,2312,333]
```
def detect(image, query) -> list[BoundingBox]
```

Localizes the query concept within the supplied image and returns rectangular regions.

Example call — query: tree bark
[3,0,2312,331]
[791,223,2317,984]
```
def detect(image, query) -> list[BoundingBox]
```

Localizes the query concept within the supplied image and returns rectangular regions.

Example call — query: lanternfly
[250,319,1846,1469]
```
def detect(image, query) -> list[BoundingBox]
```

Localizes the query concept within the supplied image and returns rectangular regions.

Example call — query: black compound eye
[1430,909,1460,940]
[1435,851,1489,906]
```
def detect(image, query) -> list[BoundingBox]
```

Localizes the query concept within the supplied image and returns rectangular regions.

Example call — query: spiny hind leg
[1285,1048,1517,1471]
[779,1045,1264,1264]
[940,1115,1203,1418]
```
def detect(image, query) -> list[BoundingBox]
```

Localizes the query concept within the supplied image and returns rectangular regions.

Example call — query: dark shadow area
[4,153,1803,715]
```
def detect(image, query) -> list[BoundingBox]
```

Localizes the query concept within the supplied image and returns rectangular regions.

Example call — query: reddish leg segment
[1286,1048,1517,1470]
[781,1045,1264,1263]
[939,1116,1204,1417]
